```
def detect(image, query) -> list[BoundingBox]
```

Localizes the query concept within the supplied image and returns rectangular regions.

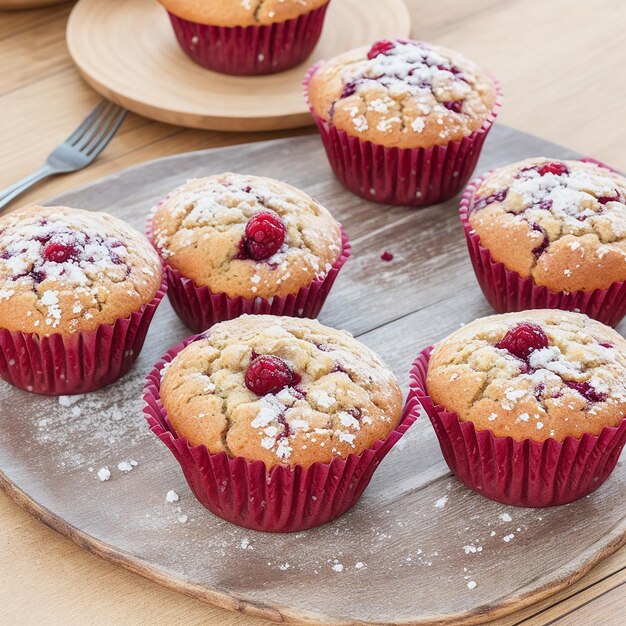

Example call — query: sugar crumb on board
[166,490,179,503]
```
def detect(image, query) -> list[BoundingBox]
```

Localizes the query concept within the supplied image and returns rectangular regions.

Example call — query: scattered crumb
[166,490,179,503]
[177,514,188,523]
[117,460,137,473]
[332,563,344,573]
[503,534,515,542]
[97,467,111,482]
[499,513,512,522]
[467,581,477,590]
[434,495,448,509]
[58,394,84,407]
[355,562,365,569]
[241,538,251,550]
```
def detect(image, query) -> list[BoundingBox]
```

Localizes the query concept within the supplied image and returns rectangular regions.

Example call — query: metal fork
[0,100,127,212]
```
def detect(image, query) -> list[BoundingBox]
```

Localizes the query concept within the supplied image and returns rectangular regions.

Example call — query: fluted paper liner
[460,158,626,327]
[0,277,167,396]
[166,2,331,76]
[303,62,502,206]
[144,336,420,532]
[409,347,626,507]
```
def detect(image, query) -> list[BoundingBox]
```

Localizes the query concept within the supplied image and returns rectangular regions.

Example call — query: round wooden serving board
[66,0,411,132]
[1,126,625,626]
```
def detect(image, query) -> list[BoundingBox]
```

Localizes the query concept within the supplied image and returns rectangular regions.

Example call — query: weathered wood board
[0,126,624,625]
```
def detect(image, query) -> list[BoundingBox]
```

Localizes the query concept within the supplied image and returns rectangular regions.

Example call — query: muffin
[410,309,626,507]
[144,314,417,531]
[159,0,332,75]
[304,38,500,205]
[0,205,165,395]
[462,158,626,326]
[150,173,350,332]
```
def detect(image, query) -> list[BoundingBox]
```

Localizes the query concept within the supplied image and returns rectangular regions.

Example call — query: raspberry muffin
[0,205,165,395]
[150,173,350,332]
[462,158,626,326]
[144,315,417,532]
[304,39,500,205]
[159,0,331,75]
[411,309,626,507]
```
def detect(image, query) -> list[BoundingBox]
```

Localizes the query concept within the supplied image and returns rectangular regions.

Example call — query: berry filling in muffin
[468,158,626,293]
[160,316,402,468]
[427,311,626,440]
[331,40,472,124]
[151,173,344,301]
[308,39,497,150]
[0,206,162,336]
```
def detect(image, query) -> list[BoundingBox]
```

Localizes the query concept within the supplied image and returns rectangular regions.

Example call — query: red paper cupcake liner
[409,347,626,507]
[460,158,626,327]
[0,277,167,396]
[143,337,420,532]
[166,2,331,76]
[303,63,502,206]
[148,211,351,333]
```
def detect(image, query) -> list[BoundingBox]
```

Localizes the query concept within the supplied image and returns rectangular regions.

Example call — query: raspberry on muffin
[159,315,403,469]
[426,310,626,442]
[307,39,498,150]
[150,173,348,331]
[0,206,162,336]
[468,158,626,294]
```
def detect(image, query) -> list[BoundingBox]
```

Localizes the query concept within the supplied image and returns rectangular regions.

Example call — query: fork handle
[0,165,55,212]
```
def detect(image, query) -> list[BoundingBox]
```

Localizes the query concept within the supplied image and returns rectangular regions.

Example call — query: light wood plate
[1,126,625,626]
[65,0,411,132]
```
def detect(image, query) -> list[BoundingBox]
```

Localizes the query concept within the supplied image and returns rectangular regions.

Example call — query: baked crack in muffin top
[427,310,626,441]
[159,0,329,27]
[151,173,343,300]
[0,206,162,336]
[308,39,497,149]
[469,158,626,292]
[160,315,403,468]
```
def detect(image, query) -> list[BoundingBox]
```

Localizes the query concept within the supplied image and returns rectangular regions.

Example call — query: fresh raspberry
[496,323,549,360]
[243,212,286,261]
[537,162,569,177]
[566,381,607,403]
[380,251,394,262]
[43,242,79,263]
[245,355,301,396]
[367,40,396,60]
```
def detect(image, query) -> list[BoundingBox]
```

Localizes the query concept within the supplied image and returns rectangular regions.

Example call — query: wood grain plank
[0,3,68,40]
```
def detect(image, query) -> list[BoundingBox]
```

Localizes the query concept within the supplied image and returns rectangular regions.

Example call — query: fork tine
[73,102,118,151]
[64,100,111,146]
[83,107,127,159]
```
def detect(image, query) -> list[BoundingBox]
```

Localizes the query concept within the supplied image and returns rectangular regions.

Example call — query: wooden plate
[66,0,411,132]
[1,127,625,626]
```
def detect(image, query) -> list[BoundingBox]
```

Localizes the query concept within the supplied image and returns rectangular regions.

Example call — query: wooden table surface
[0,1,624,624]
